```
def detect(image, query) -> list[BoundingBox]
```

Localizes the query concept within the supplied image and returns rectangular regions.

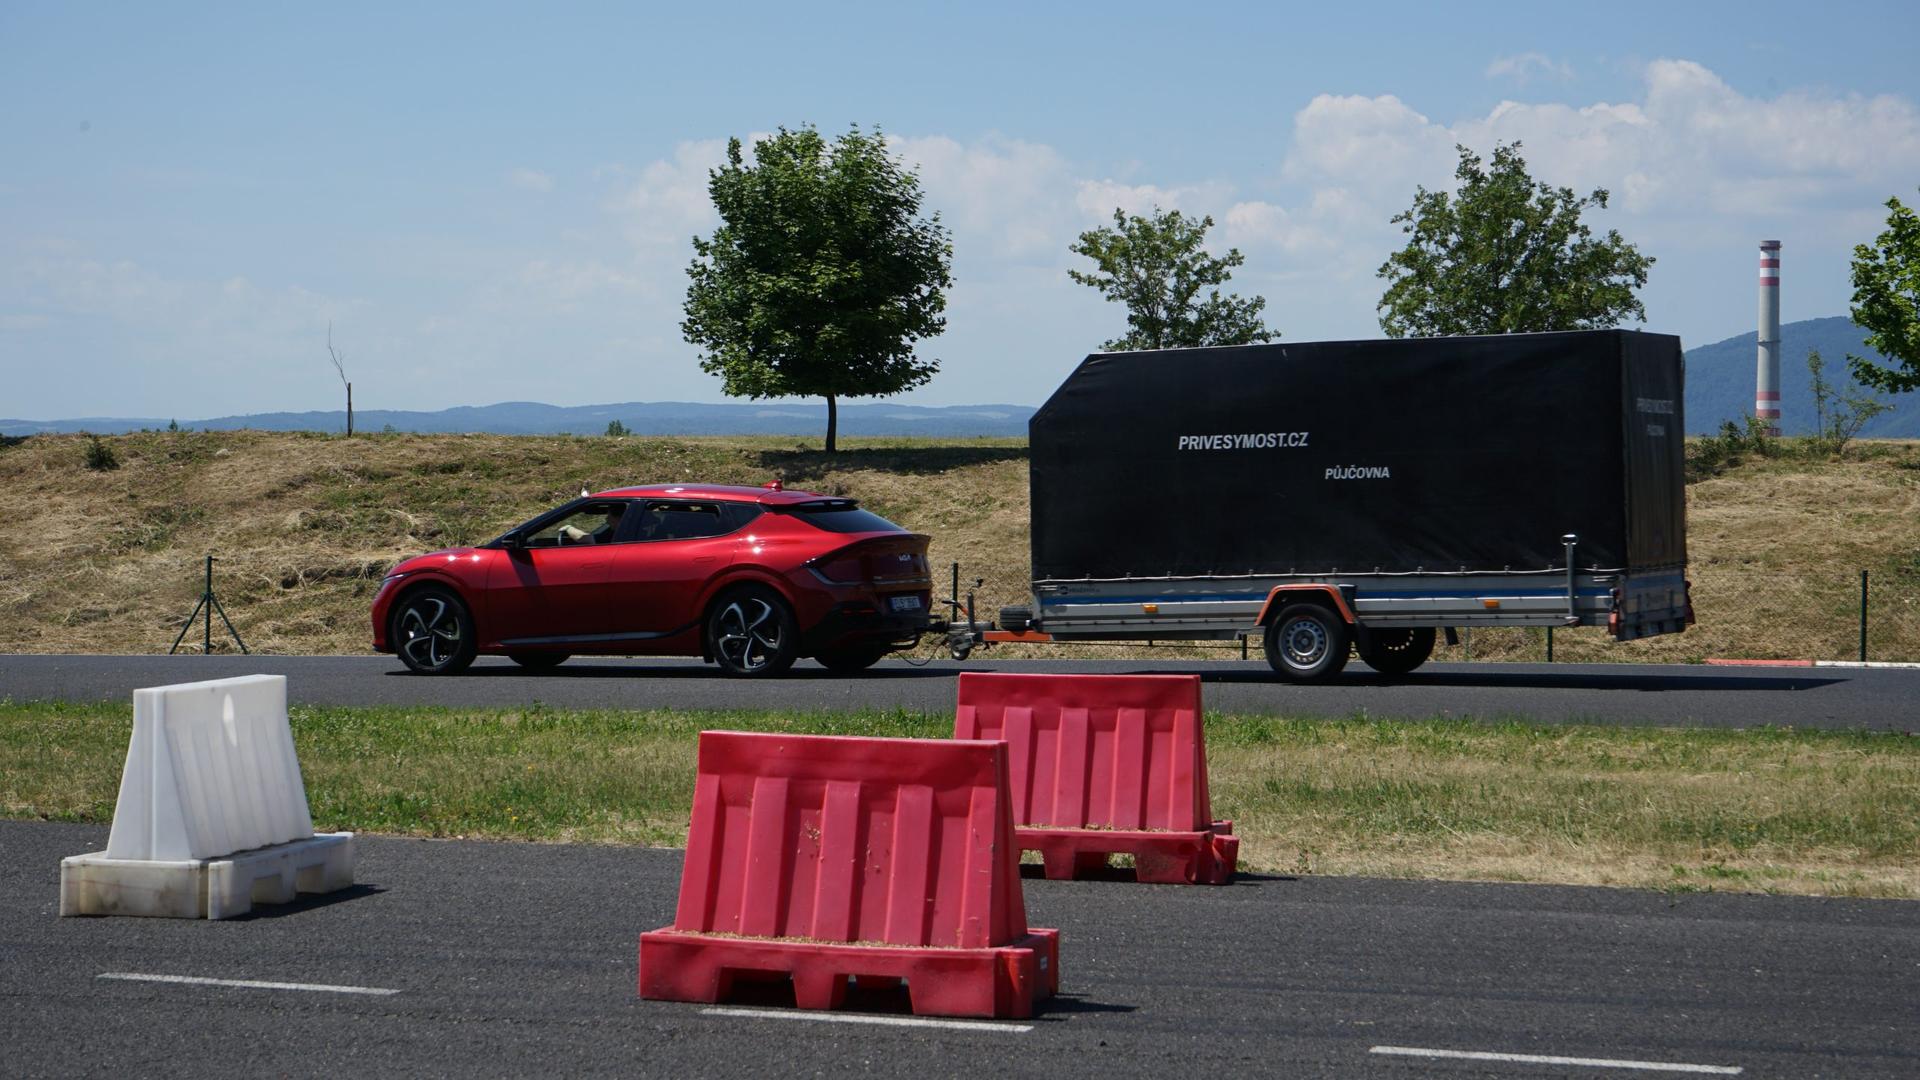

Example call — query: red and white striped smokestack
[1756,240,1782,436]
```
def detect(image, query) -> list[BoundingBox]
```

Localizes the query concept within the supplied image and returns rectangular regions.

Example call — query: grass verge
[5,700,1916,899]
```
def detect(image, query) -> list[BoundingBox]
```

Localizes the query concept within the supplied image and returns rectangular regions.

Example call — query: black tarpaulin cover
[1027,330,1687,582]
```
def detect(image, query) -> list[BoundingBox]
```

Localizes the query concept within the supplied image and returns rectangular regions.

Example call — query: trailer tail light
[1607,586,1624,638]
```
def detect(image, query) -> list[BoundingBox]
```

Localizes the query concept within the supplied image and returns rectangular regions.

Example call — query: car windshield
[782,501,904,534]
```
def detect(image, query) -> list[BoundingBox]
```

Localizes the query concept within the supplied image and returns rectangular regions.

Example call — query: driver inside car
[558,503,624,545]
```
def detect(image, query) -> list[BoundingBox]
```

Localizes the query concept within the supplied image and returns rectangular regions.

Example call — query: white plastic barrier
[60,675,354,918]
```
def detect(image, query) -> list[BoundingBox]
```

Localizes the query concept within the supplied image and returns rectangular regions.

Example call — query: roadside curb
[1706,658,1920,670]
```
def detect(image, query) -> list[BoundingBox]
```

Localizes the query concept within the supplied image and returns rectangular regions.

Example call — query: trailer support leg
[1562,534,1579,625]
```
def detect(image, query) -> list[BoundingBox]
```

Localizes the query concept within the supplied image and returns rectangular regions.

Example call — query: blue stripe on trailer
[1046,587,1613,605]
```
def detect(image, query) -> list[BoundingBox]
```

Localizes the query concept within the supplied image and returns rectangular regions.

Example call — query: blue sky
[4,1,1919,419]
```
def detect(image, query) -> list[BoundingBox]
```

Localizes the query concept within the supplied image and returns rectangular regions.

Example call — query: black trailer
[969,330,1691,680]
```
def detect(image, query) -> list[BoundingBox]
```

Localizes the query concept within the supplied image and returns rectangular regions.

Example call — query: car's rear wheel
[1263,602,1350,682]
[508,652,570,671]
[708,586,798,677]
[391,586,477,674]
[814,645,891,674]
[1358,627,1434,676]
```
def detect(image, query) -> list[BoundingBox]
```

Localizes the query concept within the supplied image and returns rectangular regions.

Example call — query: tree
[1068,207,1275,350]
[1807,348,1893,456]
[605,419,629,437]
[1847,190,1920,393]
[1376,142,1654,338]
[683,126,951,453]
[326,323,353,436]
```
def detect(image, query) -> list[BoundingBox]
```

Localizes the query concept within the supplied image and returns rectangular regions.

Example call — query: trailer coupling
[931,561,1055,660]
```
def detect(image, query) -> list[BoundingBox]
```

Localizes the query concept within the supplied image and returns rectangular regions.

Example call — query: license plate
[889,595,922,612]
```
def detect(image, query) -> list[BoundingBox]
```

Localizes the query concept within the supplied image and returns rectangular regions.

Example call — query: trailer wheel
[1264,603,1350,682]
[1358,627,1435,676]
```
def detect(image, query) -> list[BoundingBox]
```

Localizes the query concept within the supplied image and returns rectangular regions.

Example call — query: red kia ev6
[370,484,933,675]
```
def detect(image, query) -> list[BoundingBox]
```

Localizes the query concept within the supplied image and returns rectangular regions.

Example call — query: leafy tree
[1807,348,1892,456]
[1069,207,1276,350]
[683,126,951,453]
[1847,190,1920,393]
[604,419,629,437]
[1376,142,1654,338]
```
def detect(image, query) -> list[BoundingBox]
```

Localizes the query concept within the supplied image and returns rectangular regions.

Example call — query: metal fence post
[1860,569,1869,663]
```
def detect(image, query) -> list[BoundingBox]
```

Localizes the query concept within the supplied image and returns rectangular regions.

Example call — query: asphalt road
[5,821,1916,1078]
[2,653,1914,729]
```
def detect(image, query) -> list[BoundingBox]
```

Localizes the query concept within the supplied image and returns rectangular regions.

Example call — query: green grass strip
[4,700,1916,897]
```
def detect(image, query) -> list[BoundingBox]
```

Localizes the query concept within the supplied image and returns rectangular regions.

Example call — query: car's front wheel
[707,586,798,677]
[391,586,477,674]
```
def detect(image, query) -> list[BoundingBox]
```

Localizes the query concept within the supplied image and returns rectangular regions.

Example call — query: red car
[370,484,933,676]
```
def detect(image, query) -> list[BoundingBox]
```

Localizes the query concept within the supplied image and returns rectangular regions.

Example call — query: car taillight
[813,554,869,584]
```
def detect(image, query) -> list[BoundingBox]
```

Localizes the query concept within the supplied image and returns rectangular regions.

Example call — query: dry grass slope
[1,431,1916,660]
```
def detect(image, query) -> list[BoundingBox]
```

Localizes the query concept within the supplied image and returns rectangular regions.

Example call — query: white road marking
[699,1006,1032,1033]
[1369,1046,1741,1074]
[98,972,401,997]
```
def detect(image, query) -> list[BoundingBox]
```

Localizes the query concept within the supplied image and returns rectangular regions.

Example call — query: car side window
[522,502,628,548]
[632,501,732,542]
[720,503,763,533]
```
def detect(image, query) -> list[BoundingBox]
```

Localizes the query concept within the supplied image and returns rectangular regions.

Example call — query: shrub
[83,435,119,471]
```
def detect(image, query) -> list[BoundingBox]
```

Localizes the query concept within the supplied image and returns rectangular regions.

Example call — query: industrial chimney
[1756,240,1782,436]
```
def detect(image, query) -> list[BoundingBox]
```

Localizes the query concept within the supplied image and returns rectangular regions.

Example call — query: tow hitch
[932,563,989,660]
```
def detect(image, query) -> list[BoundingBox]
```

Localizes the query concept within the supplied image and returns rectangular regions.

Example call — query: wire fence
[944,564,1920,665]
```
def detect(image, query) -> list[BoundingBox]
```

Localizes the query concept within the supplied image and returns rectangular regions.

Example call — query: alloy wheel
[398,596,463,670]
[714,597,784,673]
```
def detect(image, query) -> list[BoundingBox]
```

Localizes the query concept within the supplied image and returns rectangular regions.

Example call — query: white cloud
[605,139,728,251]
[892,135,1077,261]
[1283,93,1455,194]
[1281,59,1920,223]
[1485,52,1574,84]
[506,168,555,192]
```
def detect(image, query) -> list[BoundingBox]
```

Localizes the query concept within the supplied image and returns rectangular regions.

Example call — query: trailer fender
[1254,584,1357,627]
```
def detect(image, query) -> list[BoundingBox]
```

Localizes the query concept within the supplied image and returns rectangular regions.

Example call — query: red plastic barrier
[955,672,1238,884]
[639,730,1059,1019]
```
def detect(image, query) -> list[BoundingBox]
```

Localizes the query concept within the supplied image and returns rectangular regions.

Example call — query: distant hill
[0,400,1037,439]
[1683,316,1913,437]
[12,321,1913,439]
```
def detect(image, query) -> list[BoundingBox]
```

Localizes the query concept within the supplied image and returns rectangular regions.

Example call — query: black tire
[813,645,891,674]
[1358,627,1435,676]
[508,652,570,670]
[998,605,1033,633]
[706,585,799,677]
[390,586,477,674]
[1263,602,1351,682]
